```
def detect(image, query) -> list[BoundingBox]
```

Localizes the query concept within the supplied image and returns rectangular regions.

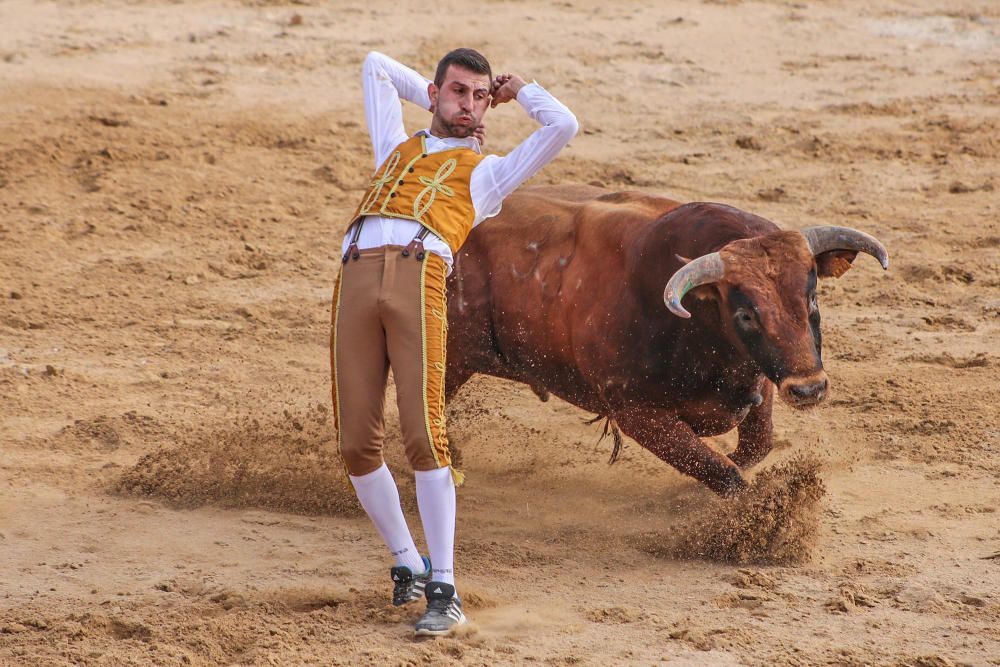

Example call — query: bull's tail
[584,415,624,464]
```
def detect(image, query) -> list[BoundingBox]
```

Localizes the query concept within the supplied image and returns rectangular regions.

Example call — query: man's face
[428,65,491,139]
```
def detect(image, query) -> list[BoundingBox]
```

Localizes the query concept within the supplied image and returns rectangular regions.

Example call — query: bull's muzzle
[778,372,829,407]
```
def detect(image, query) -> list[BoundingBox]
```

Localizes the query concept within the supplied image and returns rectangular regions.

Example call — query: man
[331,48,577,636]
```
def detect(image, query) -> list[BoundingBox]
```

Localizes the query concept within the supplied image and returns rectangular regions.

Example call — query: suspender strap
[345,219,432,263]
[343,218,364,263]
[402,226,431,261]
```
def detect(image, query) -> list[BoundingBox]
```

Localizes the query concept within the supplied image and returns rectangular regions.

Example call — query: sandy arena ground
[1,0,999,664]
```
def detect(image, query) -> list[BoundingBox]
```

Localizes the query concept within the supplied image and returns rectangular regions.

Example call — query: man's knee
[407,448,444,473]
[402,426,450,472]
[340,440,384,477]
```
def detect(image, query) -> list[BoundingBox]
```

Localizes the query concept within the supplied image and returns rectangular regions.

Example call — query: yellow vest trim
[414,158,457,219]
[349,135,484,254]
[359,150,401,213]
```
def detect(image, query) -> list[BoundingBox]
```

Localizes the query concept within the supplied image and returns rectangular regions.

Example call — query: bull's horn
[663,252,725,319]
[801,226,890,270]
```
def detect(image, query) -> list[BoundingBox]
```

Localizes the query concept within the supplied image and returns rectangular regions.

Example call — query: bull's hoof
[714,469,750,498]
[729,448,770,470]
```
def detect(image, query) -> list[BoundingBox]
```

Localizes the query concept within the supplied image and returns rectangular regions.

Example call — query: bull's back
[447,186,680,392]
[465,186,681,251]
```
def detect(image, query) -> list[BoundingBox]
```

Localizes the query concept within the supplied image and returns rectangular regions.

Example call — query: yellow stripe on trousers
[420,254,464,486]
[329,268,351,478]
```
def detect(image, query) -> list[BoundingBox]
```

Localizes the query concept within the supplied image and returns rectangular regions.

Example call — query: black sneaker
[414,582,466,636]
[390,556,431,606]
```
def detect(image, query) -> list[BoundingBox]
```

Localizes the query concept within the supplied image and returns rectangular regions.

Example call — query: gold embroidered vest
[349,134,485,254]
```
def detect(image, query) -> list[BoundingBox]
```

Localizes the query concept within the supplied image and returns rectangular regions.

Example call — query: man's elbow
[363,51,387,73]
[557,113,580,145]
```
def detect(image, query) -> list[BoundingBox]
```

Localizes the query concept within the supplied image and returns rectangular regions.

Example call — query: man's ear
[427,82,438,113]
[815,250,859,278]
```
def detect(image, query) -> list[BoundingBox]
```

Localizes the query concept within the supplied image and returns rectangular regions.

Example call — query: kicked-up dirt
[1,0,998,664]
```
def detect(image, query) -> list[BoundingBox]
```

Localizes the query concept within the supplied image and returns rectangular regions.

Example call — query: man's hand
[473,122,486,146]
[490,73,527,108]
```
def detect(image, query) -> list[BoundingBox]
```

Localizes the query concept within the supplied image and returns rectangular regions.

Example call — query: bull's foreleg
[617,408,748,497]
[730,382,775,469]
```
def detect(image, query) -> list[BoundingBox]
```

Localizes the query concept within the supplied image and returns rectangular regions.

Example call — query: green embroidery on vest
[412,158,457,221]
[359,150,401,214]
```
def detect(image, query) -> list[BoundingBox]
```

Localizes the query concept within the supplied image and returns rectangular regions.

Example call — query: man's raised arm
[362,51,433,168]
[473,74,579,220]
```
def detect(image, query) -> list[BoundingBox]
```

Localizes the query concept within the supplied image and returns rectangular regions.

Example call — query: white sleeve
[362,51,433,168]
[471,82,579,223]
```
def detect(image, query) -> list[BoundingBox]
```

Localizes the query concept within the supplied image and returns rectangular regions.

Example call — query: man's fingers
[490,89,508,108]
[489,73,516,107]
[489,81,516,107]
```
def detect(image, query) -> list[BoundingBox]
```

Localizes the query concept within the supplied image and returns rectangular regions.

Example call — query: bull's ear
[675,256,719,301]
[688,284,720,302]
[816,250,859,279]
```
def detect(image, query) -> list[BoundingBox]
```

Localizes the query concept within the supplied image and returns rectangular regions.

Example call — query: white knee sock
[349,463,426,574]
[414,466,456,587]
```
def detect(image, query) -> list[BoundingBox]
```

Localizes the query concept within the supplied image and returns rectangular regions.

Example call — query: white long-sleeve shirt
[342,51,579,272]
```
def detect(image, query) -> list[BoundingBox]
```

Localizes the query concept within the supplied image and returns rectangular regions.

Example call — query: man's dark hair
[433,48,492,88]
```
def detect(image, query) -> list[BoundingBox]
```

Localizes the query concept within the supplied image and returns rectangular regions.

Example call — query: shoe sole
[393,590,425,606]
[414,616,467,637]
[392,599,419,607]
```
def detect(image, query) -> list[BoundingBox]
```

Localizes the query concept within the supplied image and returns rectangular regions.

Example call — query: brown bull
[443,185,888,495]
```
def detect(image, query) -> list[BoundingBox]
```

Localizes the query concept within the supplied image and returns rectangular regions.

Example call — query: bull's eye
[808,293,818,314]
[734,308,758,331]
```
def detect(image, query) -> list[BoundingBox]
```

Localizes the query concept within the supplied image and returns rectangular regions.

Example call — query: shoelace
[426,596,454,614]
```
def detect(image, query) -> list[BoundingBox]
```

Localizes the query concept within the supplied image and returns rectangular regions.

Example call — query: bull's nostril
[789,380,827,400]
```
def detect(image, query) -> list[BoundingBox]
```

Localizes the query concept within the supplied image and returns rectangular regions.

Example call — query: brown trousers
[330,245,461,484]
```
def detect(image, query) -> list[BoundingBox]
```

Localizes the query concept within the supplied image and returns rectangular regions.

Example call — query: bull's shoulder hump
[593,190,678,207]
[517,184,609,203]
[582,191,681,222]
[515,185,679,209]
[663,201,782,236]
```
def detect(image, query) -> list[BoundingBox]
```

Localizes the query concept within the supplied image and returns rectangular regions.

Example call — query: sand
[1,0,998,664]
